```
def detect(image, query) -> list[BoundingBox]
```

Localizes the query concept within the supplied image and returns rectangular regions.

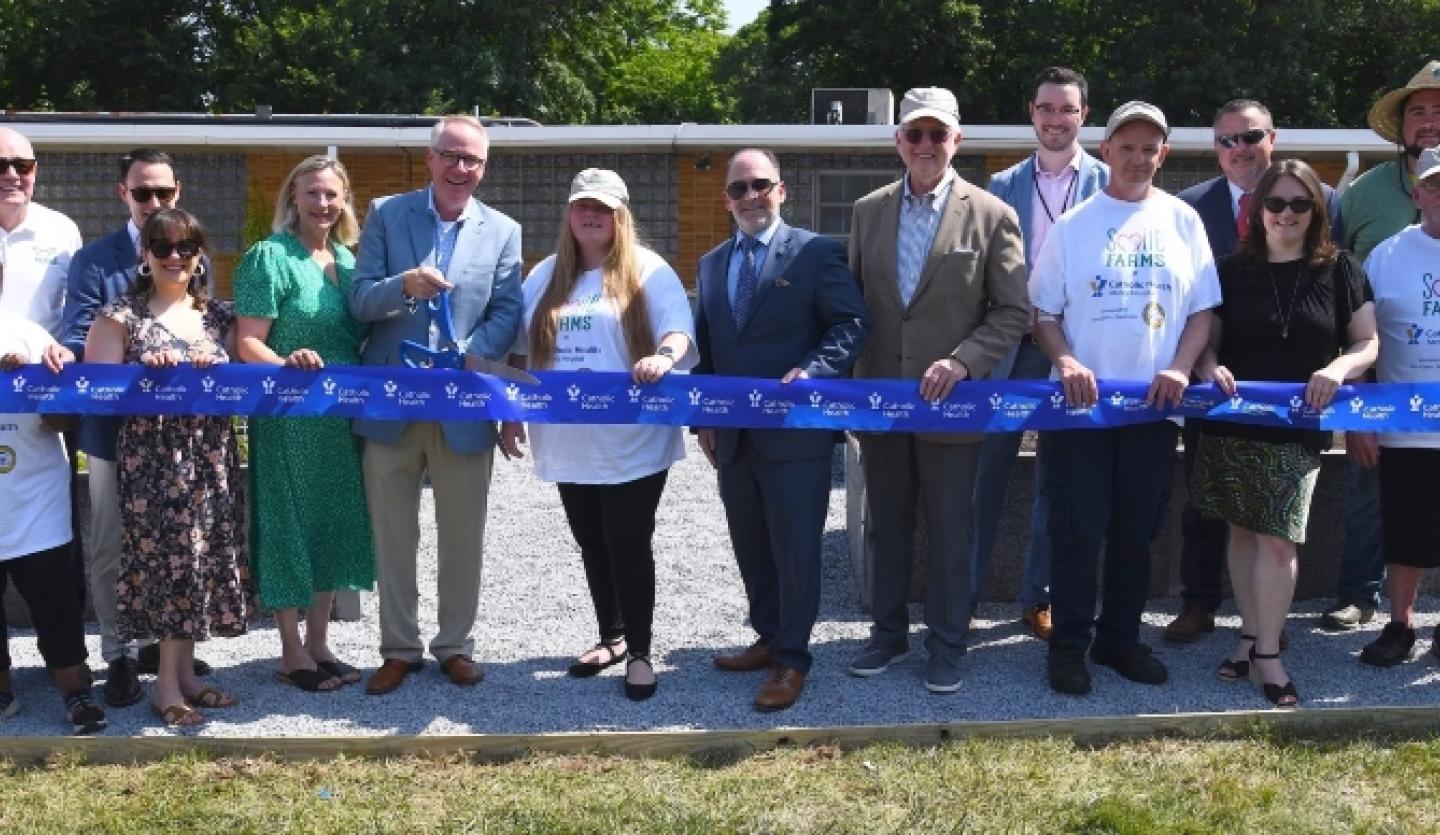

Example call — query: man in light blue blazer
[695,148,867,712]
[348,115,523,696]
[60,148,214,707]
[976,68,1108,642]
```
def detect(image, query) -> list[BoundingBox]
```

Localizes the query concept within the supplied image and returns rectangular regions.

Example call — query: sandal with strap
[155,703,204,727]
[64,690,108,736]
[1249,648,1300,708]
[187,686,238,708]
[1216,634,1256,682]
[568,638,627,678]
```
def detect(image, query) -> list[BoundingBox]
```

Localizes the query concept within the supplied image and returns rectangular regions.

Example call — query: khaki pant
[363,423,493,663]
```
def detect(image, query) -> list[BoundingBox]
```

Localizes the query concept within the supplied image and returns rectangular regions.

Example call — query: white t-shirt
[0,203,83,337]
[0,311,72,561]
[1030,189,1222,380]
[515,247,697,484]
[1365,225,1440,448]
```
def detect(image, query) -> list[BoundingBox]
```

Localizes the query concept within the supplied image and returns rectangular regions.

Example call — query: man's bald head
[0,126,37,230]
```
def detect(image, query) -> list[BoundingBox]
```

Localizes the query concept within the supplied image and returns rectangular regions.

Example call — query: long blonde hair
[272,155,360,247]
[529,202,655,367]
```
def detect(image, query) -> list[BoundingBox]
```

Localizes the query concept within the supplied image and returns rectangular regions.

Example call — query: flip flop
[315,659,361,685]
[155,703,204,727]
[187,686,239,707]
[274,669,342,693]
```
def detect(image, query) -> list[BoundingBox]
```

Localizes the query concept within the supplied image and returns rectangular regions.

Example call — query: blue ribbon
[3,364,1440,433]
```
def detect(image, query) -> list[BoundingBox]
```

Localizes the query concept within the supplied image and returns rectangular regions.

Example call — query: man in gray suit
[348,114,523,696]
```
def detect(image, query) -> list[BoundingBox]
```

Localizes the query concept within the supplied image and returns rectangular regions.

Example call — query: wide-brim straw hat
[1368,60,1440,144]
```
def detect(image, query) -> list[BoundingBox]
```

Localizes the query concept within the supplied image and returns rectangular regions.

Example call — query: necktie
[1236,191,1251,241]
[733,235,758,328]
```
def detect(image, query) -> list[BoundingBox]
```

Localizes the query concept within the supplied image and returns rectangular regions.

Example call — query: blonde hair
[272,155,360,247]
[530,201,655,367]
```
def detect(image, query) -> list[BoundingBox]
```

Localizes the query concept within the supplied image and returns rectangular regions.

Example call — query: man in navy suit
[977,67,1109,641]
[695,148,868,711]
[348,115,523,696]
[60,148,213,707]
[1169,100,1344,642]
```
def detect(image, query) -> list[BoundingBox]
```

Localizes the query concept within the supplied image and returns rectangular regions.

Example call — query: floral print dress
[105,294,252,642]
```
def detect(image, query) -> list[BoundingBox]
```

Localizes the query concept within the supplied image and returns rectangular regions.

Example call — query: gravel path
[4,436,1438,737]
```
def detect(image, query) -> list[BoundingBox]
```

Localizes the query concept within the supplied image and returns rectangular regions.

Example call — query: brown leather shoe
[365,659,423,696]
[1022,604,1053,641]
[714,641,772,672]
[1164,605,1216,643]
[439,654,485,686]
[755,666,806,712]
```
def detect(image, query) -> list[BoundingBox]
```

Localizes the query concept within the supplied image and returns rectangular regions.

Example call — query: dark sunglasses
[1260,197,1315,214]
[902,127,953,145]
[127,186,177,203]
[0,157,37,176]
[147,239,202,259]
[725,178,779,200]
[1216,128,1271,149]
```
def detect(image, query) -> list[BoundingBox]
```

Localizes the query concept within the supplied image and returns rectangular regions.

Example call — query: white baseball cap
[898,87,961,129]
[1104,100,1169,140]
[568,168,628,208]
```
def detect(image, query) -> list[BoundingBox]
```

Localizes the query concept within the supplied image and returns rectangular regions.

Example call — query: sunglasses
[147,239,202,259]
[1261,197,1315,214]
[433,149,485,171]
[1216,128,1271,149]
[127,186,178,203]
[725,178,779,200]
[902,127,953,145]
[0,157,37,176]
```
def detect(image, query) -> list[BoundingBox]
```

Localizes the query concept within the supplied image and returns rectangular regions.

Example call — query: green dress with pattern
[233,232,375,608]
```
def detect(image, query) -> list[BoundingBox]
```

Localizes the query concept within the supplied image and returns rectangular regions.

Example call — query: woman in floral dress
[85,208,249,727]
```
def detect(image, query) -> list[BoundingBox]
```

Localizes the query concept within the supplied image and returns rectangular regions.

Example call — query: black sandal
[1249,648,1300,708]
[1216,634,1256,682]
[568,638,627,678]
[624,655,657,702]
[64,690,108,736]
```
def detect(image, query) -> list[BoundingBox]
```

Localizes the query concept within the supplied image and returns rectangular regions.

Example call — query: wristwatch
[657,345,676,360]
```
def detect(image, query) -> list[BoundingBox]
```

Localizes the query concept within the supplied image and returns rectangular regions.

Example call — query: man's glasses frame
[126,185,178,203]
[0,157,37,176]
[901,127,954,146]
[725,178,779,200]
[1216,128,1273,149]
[432,148,486,171]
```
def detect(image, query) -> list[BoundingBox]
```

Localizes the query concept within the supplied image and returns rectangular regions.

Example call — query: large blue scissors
[399,291,538,384]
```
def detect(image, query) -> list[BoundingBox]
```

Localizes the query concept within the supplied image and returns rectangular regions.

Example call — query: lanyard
[1032,159,1079,224]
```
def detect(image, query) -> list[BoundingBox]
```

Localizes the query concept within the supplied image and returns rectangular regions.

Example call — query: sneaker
[924,654,963,694]
[1320,601,1375,631]
[1047,644,1091,695]
[1359,622,1417,667]
[847,643,909,677]
[1022,605,1053,641]
[1090,641,1168,685]
[1163,605,1215,643]
[102,656,143,708]
[64,690,108,736]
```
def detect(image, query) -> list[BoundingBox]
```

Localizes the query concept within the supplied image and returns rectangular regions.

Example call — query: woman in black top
[1191,159,1377,708]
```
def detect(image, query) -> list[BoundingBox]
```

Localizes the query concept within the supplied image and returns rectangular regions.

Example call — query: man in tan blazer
[846,87,1029,693]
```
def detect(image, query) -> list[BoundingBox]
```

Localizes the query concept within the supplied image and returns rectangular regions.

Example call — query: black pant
[557,469,668,658]
[1,542,89,672]
[1178,422,1228,611]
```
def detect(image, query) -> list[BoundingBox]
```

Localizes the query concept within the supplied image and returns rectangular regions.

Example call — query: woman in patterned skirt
[235,156,373,693]
[85,209,250,727]
[1191,160,1377,708]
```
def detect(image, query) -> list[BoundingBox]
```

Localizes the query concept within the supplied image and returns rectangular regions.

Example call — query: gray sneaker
[924,654,963,694]
[847,643,909,677]
[1320,601,1375,631]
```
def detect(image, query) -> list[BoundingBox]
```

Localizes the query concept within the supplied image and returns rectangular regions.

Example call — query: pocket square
[948,246,975,255]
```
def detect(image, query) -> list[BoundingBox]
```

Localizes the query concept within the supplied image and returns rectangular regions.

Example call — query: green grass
[2,736,1438,833]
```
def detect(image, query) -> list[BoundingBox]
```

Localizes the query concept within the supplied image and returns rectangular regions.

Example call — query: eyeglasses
[432,149,485,171]
[127,186,178,203]
[0,157,37,176]
[725,178,779,200]
[1033,104,1082,116]
[902,127,953,145]
[147,239,202,259]
[1260,197,1314,214]
[1216,129,1271,149]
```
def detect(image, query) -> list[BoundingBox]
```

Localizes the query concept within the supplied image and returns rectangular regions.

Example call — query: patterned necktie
[733,235,758,328]
[1236,191,1251,241]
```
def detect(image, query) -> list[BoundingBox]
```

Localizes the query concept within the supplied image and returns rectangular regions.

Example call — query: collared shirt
[726,220,779,308]
[1028,151,1081,262]
[426,186,477,278]
[127,219,142,259]
[1227,178,1247,220]
[0,203,82,337]
[896,168,955,305]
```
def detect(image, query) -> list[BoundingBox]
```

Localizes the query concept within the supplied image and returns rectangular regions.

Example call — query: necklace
[1268,261,1301,339]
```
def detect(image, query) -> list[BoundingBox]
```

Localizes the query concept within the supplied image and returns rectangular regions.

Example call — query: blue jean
[969,337,1051,609]
[1336,459,1386,607]
[1042,422,1178,650]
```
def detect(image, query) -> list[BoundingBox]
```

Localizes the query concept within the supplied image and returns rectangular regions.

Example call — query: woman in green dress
[235,156,374,692]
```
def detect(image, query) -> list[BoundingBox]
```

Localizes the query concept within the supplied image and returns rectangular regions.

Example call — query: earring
[194,262,207,277]
[138,262,152,277]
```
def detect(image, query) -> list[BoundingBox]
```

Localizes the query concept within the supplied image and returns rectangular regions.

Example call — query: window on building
[814,171,894,243]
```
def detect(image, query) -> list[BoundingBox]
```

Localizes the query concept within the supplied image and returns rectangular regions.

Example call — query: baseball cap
[1104,100,1169,140]
[568,168,628,208]
[898,87,961,129]
[1418,147,1440,182]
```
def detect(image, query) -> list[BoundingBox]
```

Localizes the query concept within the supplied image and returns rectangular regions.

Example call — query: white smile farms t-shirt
[515,247,697,484]
[0,310,72,561]
[1365,224,1440,448]
[1030,190,1222,380]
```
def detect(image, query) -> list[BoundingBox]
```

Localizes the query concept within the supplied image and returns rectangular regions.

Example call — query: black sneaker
[1359,622,1417,667]
[1047,644,1091,695]
[1090,641,1168,685]
[102,657,143,707]
[64,690,108,736]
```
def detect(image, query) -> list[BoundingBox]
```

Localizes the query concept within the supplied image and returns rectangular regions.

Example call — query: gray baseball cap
[569,168,628,208]
[898,87,961,129]
[1104,100,1169,140]
[1418,146,1440,182]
